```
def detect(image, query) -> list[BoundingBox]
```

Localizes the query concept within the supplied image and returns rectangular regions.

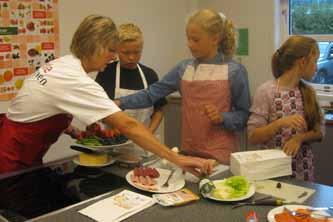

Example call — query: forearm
[119,90,154,109]
[148,109,164,133]
[248,120,282,144]
[119,66,181,110]
[104,111,180,165]
[294,129,323,144]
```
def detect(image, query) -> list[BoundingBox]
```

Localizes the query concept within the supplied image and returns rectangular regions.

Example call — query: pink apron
[271,81,314,181]
[0,114,73,173]
[180,63,238,164]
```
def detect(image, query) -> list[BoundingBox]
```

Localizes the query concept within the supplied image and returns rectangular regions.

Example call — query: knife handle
[255,199,284,206]
[70,145,95,154]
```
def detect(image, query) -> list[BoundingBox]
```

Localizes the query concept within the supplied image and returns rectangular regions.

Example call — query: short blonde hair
[70,15,118,60]
[187,9,236,58]
[118,23,143,43]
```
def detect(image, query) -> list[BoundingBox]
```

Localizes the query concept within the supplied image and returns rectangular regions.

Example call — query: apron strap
[115,62,121,89]
[116,62,148,89]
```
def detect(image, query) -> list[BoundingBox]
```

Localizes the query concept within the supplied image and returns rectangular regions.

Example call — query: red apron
[0,114,72,173]
[180,63,238,164]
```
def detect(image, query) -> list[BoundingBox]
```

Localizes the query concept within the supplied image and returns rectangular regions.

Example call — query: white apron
[114,62,155,157]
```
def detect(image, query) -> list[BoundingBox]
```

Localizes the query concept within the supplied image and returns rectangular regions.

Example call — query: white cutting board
[255,180,315,203]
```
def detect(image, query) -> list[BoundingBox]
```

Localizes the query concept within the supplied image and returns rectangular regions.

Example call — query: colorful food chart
[0,0,59,101]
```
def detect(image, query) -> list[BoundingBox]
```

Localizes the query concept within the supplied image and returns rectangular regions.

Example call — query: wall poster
[0,0,59,101]
[236,28,249,56]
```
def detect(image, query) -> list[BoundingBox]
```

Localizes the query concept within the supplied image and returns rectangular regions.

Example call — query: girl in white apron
[248,36,323,181]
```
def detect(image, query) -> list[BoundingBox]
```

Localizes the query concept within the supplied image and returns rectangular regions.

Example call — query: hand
[113,99,121,107]
[204,104,223,125]
[65,126,84,140]
[176,155,216,177]
[276,114,307,131]
[86,123,102,135]
[282,135,302,156]
[147,127,154,134]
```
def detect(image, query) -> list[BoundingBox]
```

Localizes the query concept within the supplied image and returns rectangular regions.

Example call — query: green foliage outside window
[291,1,333,34]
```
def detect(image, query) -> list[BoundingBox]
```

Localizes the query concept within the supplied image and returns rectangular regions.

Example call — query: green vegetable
[211,176,250,199]
[77,136,103,146]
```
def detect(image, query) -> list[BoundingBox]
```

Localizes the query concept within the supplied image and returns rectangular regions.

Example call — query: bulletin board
[0,0,59,101]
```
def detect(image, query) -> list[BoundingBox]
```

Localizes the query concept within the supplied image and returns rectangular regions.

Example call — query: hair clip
[276,49,282,55]
[219,12,226,20]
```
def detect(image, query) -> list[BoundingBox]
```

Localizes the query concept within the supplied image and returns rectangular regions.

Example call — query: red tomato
[133,168,139,177]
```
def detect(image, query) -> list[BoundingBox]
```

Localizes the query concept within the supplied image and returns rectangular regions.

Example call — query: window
[283,0,333,99]
[289,0,333,35]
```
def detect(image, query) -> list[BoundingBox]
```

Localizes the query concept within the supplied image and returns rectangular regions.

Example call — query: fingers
[281,115,307,131]
[204,104,222,124]
[183,167,201,177]
[195,158,215,175]
[282,142,299,156]
[282,145,292,156]
[290,115,307,130]
[283,146,297,156]
[180,156,215,177]
[204,159,216,175]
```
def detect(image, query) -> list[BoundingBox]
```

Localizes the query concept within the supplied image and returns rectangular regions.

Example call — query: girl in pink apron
[248,36,323,181]
[118,9,251,164]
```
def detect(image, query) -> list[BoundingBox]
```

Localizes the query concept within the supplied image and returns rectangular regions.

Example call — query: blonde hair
[70,15,118,60]
[271,35,321,131]
[187,9,236,58]
[118,23,143,43]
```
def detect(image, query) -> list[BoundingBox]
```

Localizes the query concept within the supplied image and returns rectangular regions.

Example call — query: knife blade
[309,207,333,211]
[70,145,97,154]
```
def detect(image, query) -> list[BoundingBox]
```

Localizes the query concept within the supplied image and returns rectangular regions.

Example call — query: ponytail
[219,19,236,58]
[271,51,281,78]
[299,81,322,131]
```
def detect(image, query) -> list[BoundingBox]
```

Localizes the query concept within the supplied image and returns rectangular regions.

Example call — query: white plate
[74,140,132,152]
[73,156,116,167]
[203,179,255,202]
[267,205,310,222]
[126,168,185,193]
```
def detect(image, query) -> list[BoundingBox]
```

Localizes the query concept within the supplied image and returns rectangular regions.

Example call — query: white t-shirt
[8,55,120,125]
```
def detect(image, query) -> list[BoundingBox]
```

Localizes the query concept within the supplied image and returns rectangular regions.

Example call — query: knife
[70,145,98,154]
[232,196,286,209]
[309,207,333,211]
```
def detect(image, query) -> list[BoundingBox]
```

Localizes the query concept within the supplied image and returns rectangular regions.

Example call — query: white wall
[198,0,279,94]
[58,0,198,75]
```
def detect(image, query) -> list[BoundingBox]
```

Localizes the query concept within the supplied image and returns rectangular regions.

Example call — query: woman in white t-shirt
[0,15,214,176]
